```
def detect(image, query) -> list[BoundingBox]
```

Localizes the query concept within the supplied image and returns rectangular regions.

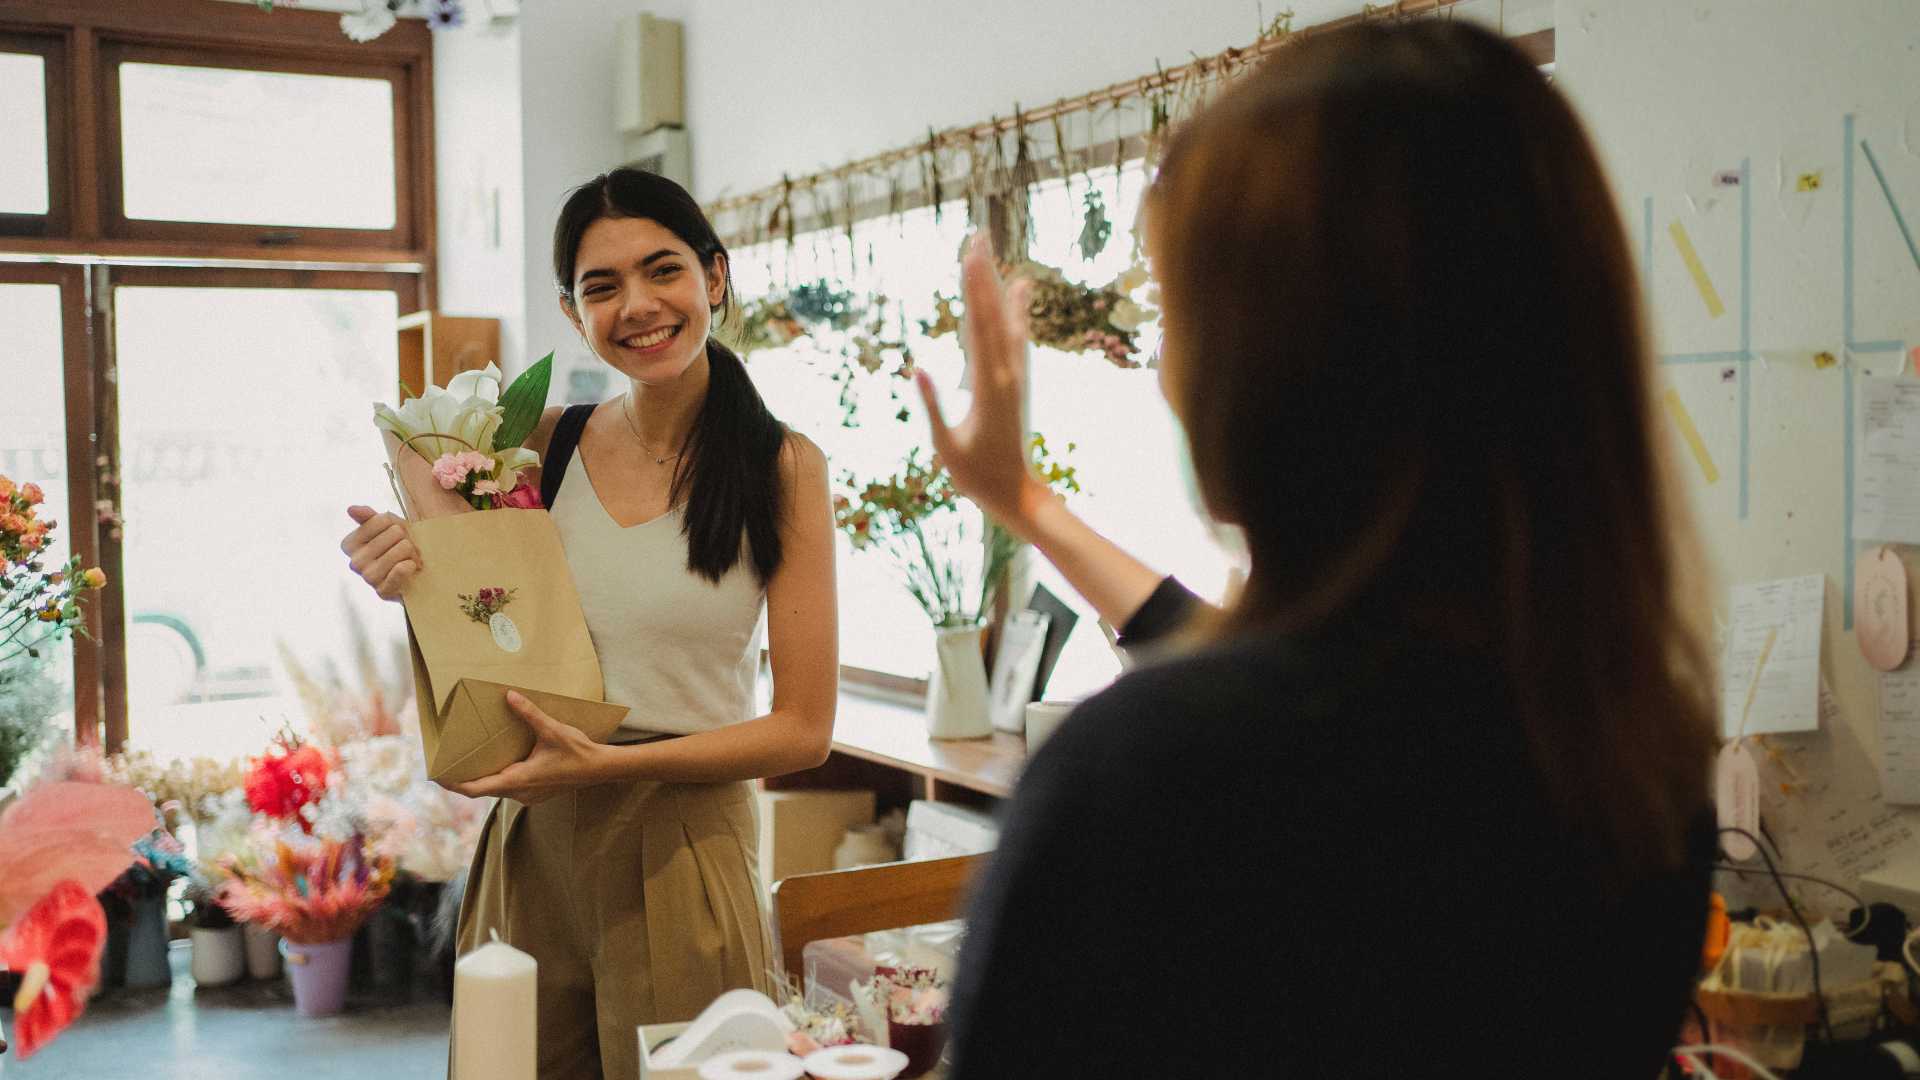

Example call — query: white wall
[1558,0,1920,876]
[433,18,528,371]
[680,0,1549,202]
[496,0,1549,387]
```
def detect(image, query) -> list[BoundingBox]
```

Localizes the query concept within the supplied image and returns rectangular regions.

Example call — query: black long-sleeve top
[948,579,1711,1078]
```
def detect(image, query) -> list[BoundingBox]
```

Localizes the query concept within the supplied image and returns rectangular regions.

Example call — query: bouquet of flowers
[853,965,951,1077]
[309,734,486,883]
[244,733,332,835]
[0,475,107,666]
[103,749,247,827]
[1008,260,1154,368]
[0,774,157,1059]
[374,359,550,511]
[214,832,394,945]
[370,355,630,785]
[833,435,1079,629]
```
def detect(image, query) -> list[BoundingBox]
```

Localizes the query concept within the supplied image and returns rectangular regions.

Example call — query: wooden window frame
[97,39,423,252]
[0,0,435,271]
[0,30,71,238]
[0,263,101,744]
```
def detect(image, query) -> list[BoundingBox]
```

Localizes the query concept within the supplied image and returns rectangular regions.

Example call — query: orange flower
[81,568,106,589]
[1,881,109,1059]
[0,476,13,499]
[37,605,61,622]
[19,482,43,506]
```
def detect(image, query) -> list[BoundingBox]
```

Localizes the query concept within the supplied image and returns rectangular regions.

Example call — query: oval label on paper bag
[489,613,524,654]
[1857,546,1909,671]
[1715,740,1760,861]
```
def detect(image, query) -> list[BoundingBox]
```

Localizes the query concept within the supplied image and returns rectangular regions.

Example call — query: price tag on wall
[1716,740,1760,860]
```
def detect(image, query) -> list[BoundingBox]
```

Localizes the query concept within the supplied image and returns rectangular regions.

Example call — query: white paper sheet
[1854,377,1920,544]
[1720,574,1825,738]
[1881,641,1920,804]
[1747,683,1920,901]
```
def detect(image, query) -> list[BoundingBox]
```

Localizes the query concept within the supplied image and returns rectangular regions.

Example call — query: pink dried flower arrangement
[215,833,394,945]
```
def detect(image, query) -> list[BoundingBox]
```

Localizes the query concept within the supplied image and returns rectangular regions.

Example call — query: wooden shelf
[397,310,499,398]
[766,688,1027,806]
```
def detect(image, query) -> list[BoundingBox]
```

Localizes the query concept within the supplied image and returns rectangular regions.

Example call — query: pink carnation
[431,450,496,491]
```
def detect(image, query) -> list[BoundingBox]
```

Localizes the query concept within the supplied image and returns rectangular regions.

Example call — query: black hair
[554,167,788,585]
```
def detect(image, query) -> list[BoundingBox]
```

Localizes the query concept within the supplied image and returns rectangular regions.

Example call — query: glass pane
[0,283,75,751]
[119,62,396,229]
[115,286,408,760]
[1024,165,1235,699]
[736,205,973,679]
[0,53,50,215]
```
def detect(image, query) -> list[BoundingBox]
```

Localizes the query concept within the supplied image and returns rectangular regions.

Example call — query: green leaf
[493,353,554,452]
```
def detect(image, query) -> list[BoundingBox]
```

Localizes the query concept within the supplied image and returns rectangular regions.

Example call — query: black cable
[1721,826,1835,1043]
[1713,862,1871,936]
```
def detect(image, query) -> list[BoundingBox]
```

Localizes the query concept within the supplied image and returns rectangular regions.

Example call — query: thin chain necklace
[622,392,683,466]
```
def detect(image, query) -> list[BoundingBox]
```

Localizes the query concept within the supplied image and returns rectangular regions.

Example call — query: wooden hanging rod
[703,0,1464,216]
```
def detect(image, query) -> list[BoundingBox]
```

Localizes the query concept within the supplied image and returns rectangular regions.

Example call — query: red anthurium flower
[1,880,108,1059]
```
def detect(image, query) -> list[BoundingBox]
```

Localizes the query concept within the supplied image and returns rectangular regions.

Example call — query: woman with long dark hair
[922,21,1718,1078]
[342,168,838,1080]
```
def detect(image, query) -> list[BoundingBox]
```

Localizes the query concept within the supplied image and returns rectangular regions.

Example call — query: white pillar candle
[453,938,537,1080]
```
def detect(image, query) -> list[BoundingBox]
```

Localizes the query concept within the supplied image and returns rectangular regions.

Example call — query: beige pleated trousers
[454,777,773,1080]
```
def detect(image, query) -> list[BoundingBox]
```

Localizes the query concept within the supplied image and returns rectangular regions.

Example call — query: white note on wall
[1721,574,1825,738]
[1854,377,1920,544]
[1746,682,1920,900]
[1881,641,1920,804]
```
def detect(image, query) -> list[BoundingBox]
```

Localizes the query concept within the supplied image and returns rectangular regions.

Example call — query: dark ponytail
[675,340,786,584]
[555,167,788,585]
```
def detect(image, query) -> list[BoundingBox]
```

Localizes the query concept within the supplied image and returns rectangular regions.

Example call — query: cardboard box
[902,799,999,861]
[756,789,875,889]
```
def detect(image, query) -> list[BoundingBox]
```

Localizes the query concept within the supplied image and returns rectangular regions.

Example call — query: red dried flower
[244,742,331,831]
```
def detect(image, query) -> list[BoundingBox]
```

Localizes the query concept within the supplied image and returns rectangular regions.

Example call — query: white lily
[1108,298,1151,333]
[491,446,541,492]
[373,364,509,461]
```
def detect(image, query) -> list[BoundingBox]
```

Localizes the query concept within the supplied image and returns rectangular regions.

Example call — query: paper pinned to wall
[1751,681,1920,893]
[1721,574,1824,738]
[1854,377,1920,544]
[1882,640,1920,805]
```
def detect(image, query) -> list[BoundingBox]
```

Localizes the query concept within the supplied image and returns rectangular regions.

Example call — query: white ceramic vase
[189,925,246,987]
[925,625,992,740]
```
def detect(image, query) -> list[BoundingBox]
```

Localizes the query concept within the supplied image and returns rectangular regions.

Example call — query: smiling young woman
[341,168,839,1080]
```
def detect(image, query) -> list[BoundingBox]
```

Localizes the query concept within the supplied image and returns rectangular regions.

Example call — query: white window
[738,162,1235,698]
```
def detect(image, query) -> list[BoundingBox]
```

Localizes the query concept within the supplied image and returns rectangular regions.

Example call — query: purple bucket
[282,938,354,1017]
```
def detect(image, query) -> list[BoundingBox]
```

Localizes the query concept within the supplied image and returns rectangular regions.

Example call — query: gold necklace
[622,392,683,466]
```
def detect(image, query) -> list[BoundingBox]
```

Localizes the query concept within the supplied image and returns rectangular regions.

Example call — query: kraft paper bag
[383,432,629,784]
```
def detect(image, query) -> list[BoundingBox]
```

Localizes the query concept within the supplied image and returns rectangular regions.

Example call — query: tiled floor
[2,943,450,1079]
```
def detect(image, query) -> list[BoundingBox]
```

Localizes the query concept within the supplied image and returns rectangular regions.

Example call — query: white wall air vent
[614,13,683,137]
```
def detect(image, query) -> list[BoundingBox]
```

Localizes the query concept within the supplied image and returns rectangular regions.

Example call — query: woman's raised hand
[915,234,1046,538]
[342,505,421,601]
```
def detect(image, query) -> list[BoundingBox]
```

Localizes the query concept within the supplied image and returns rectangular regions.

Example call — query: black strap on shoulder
[539,402,596,510]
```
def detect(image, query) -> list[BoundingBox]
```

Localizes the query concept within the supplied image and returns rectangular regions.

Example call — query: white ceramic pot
[189,925,246,987]
[925,625,991,740]
[242,923,282,980]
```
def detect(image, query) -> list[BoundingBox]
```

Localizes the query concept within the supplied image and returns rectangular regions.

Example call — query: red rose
[498,482,543,510]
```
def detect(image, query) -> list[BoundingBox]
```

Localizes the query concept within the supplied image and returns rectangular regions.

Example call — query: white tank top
[548,452,766,735]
